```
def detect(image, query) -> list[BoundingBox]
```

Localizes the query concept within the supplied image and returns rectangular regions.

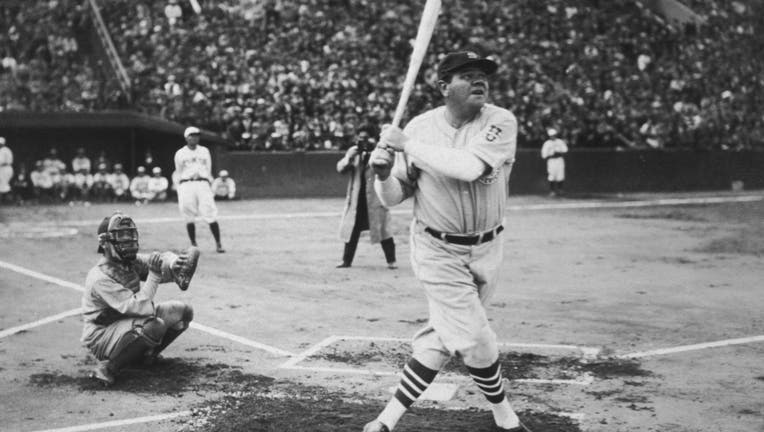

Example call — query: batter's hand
[379,124,409,152]
[369,146,394,180]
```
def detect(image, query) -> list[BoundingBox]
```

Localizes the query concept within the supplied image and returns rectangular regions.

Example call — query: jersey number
[485,125,502,142]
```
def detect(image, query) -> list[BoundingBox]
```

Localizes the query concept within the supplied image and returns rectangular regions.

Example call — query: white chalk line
[0,259,293,358]
[28,411,191,432]
[277,335,595,386]
[5,194,761,229]
[619,334,764,359]
[0,308,83,339]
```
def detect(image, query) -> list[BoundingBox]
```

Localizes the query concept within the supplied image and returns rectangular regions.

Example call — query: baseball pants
[546,158,565,182]
[178,181,218,223]
[408,220,504,370]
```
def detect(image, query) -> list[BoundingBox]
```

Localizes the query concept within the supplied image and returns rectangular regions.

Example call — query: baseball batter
[540,128,568,196]
[174,126,225,253]
[364,51,529,432]
[81,212,200,386]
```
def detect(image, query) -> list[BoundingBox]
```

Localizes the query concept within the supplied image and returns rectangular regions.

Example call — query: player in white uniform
[174,126,225,253]
[540,128,568,196]
[0,137,13,203]
[363,52,530,432]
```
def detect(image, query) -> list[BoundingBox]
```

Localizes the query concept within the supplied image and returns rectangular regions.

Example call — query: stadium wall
[219,149,764,198]
[0,112,226,176]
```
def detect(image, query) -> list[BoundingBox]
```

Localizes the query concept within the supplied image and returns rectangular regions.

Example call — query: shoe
[216,244,226,253]
[362,420,390,432]
[387,261,398,269]
[336,262,351,268]
[90,361,115,386]
[191,242,197,247]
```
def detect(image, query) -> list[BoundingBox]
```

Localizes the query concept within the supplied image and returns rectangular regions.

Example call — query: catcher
[81,212,200,386]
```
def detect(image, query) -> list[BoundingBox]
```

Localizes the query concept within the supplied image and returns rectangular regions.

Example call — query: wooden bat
[391,0,442,128]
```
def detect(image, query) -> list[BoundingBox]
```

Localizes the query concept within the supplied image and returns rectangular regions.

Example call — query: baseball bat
[391,0,442,128]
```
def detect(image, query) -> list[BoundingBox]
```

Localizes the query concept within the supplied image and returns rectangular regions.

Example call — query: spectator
[130,166,152,205]
[211,169,236,200]
[147,166,169,201]
[91,163,114,202]
[30,160,55,203]
[0,137,13,204]
[11,164,33,205]
[109,163,131,202]
[71,147,91,174]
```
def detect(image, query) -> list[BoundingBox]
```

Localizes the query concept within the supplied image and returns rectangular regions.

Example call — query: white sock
[491,399,520,429]
[377,397,407,431]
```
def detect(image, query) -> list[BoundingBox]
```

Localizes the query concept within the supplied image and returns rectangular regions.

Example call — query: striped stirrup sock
[467,360,506,403]
[393,357,438,408]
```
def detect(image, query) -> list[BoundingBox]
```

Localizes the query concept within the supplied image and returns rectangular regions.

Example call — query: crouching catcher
[81,212,200,386]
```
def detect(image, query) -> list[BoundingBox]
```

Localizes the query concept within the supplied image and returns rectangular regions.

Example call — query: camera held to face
[355,133,376,153]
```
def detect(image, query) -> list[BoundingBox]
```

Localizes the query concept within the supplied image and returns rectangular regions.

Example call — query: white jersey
[392,104,518,234]
[148,176,169,194]
[541,138,568,160]
[174,145,212,182]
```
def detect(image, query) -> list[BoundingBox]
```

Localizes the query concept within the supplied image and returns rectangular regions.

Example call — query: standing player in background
[0,137,13,204]
[363,51,529,432]
[174,126,225,253]
[540,128,568,196]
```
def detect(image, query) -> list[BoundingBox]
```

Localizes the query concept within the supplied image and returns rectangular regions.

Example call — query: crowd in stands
[2,0,763,151]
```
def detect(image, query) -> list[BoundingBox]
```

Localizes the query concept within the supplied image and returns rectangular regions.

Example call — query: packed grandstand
[1,0,762,151]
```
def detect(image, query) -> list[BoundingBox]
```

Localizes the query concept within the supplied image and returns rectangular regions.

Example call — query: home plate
[388,383,460,401]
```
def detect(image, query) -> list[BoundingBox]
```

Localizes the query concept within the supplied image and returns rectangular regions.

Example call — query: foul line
[7,194,762,228]
[0,259,293,358]
[0,308,83,339]
[619,335,764,359]
[28,411,191,432]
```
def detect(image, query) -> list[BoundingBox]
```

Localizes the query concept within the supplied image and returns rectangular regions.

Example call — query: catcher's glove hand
[172,246,200,291]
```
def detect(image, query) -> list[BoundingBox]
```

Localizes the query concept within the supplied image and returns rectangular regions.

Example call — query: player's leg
[380,237,396,269]
[178,183,198,246]
[338,224,362,268]
[466,239,526,431]
[90,317,165,386]
[149,300,194,361]
[198,184,224,252]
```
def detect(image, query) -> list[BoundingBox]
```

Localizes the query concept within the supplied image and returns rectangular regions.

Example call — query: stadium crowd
[2,0,762,151]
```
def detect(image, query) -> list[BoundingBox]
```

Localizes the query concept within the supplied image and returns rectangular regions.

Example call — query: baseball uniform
[174,144,217,223]
[541,136,568,182]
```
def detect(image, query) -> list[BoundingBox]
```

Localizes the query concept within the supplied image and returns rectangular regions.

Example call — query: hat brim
[439,59,498,79]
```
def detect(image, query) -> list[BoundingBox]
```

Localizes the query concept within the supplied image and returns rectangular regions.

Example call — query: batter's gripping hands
[172,246,200,291]
[379,124,409,152]
[370,146,395,180]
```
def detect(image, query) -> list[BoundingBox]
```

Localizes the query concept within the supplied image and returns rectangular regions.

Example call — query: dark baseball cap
[437,51,498,80]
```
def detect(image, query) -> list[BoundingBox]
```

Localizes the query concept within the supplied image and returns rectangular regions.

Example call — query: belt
[425,225,504,246]
[179,178,209,184]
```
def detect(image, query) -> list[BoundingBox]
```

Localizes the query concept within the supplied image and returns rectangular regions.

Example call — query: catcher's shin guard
[94,327,160,385]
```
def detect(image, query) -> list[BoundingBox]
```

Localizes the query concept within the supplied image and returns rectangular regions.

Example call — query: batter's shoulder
[483,104,517,124]
[404,107,442,131]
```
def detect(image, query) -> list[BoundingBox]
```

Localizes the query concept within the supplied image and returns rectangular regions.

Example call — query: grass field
[1,192,763,432]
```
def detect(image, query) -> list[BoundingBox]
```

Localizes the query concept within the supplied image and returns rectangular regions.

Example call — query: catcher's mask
[97,213,139,261]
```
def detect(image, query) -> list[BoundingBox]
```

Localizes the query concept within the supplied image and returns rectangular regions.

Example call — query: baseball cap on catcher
[437,51,498,80]
[184,126,201,138]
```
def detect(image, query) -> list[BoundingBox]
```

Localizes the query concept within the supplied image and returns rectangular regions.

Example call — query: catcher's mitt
[172,246,200,291]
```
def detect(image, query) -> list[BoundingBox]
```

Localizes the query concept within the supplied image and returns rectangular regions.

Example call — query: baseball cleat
[387,261,398,269]
[362,420,390,432]
[216,244,226,253]
[336,262,351,268]
[90,361,115,387]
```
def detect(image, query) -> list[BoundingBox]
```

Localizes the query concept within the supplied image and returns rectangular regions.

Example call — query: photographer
[335,127,397,269]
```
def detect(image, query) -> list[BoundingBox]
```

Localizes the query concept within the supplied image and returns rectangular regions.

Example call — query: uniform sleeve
[541,141,552,159]
[174,150,182,172]
[228,179,236,198]
[92,273,159,317]
[466,109,518,169]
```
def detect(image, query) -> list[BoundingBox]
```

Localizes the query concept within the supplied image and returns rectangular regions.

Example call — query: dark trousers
[342,227,396,265]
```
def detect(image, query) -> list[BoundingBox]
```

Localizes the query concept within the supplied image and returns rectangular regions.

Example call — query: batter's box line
[277,335,596,386]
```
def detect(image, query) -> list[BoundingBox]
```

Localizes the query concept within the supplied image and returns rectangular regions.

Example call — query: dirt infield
[1,192,763,432]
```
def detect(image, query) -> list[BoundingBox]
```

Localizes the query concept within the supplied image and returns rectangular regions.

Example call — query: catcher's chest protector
[99,261,141,293]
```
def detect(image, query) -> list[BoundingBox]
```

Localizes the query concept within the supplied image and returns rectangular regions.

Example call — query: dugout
[0,112,227,177]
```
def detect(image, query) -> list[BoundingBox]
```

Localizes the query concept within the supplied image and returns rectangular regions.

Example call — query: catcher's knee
[182,303,194,323]
[140,317,168,343]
